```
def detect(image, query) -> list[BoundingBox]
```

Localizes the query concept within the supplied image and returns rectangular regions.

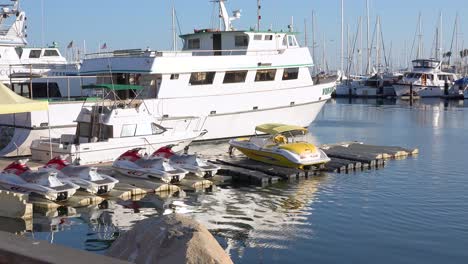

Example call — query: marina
[0,0,467,263]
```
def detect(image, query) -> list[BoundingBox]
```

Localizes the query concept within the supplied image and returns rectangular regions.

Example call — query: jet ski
[0,159,79,201]
[40,156,119,195]
[112,148,188,183]
[152,146,220,178]
[229,124,330,170]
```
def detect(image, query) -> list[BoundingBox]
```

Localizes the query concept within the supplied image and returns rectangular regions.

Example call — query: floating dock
[211,142,418,186]
[0,142,418,220]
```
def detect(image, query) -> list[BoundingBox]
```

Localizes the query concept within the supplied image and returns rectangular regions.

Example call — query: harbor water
[3,98,468,263]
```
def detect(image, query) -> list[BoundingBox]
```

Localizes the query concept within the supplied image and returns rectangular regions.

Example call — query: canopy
[0,83,48,114]
[255,123,308,135]
[82,84,144,91]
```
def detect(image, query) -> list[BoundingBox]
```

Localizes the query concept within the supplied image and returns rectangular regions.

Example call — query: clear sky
[21,0,468,70]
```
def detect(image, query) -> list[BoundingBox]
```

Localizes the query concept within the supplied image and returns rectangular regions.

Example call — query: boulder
[107,214,233,264]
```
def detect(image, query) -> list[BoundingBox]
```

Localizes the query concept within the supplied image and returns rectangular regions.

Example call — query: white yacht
[30,86,204,165]
[0,0,335,157]
[0,0,81,95]
[393,59,458,97]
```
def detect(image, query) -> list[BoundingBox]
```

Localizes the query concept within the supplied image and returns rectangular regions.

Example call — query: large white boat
[0,0,335,157]
[0,0,81,95]
[393,59,458,97]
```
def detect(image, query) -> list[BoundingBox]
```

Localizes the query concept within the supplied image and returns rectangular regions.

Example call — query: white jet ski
[152,146,220,178]
[41,156,119,195]
[0,160,79,201]
[112,148,188,183]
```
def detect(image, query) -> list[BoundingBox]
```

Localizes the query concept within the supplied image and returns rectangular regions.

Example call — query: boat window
[254,34,262,40]
[448,75,455,82]
[287,36,297,46]
[151,123,167,135]
[282,36,288,46]
[282,68,299,80]
[121,124,137,137]
[413,73,422,79]
[29,50,42,58]
[438,75,447,82]
[170,74,179,80]
[255,69,277,82]
[223,71,248,83]
[265,35,273,41]
[44,49,60,57]
[189,72,216,85]
[187,38,200,49]
[100,125,113,140]
[235,35,249,47]
[30,82,62,98]
[427,74,434,81]
[78,123,91,138]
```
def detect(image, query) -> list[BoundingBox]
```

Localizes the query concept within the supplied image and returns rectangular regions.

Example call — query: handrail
[142,137,156,153]
[84,48,288,59]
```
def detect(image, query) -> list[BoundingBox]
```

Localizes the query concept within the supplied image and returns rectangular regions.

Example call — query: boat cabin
[412,59,441,70]
[181,30,300,56]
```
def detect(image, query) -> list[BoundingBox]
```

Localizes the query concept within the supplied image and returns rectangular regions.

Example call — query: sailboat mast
[304,19,308,46]
[359,16,363,75]
[171,1,177,51]
[376,16,381,73]
[340,0,344,74]
[312,10,316,72]
[366,0,370,74]
[417,13,422,59]
[439,12,443,61]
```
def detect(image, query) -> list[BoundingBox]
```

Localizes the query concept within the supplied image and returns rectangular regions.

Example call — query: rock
[107,214,233,264]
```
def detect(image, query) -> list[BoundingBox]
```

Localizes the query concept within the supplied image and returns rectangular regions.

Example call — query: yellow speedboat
[229,124,330,170]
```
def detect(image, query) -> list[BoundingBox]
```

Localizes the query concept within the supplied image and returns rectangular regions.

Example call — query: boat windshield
[412,60,439,69]
[280,130,314,143]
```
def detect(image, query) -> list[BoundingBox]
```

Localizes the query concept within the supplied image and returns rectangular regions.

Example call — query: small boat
[30,85,205,165]
[0,160,79,201]
[152,146,220,178]
[40,155,119,195]
[112,148,188,183]
[229,124,330,170]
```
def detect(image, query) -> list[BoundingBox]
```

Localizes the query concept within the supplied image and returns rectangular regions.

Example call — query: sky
[19,0,468,70]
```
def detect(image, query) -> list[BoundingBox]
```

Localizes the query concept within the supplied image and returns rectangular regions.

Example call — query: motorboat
[0,159,79,201]
[30,85,205,165]
[112,148,188,183]
[393,59,458,97]
[0,0,336,157]
[40,155,119,195]
[152,146,220,178]
[447,77,468,99]
[229,124,330,170]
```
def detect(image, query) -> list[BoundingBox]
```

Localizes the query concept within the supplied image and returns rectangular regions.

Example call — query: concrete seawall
[0,231,129,264]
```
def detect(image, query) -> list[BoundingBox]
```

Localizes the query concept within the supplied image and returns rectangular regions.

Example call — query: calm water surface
[2,98,468,263]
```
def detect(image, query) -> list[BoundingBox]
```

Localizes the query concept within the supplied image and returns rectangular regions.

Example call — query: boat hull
[232,145,329,169]
[393,83,445,97]
[30,135,197,166]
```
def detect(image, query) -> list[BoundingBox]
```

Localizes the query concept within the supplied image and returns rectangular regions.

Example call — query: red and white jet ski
[152,146,220,178]
[0,160,79,201]
[40,156,119,195]
[112,148,188,183]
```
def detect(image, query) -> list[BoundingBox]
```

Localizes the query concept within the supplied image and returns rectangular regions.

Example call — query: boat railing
[84,48,285,59]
